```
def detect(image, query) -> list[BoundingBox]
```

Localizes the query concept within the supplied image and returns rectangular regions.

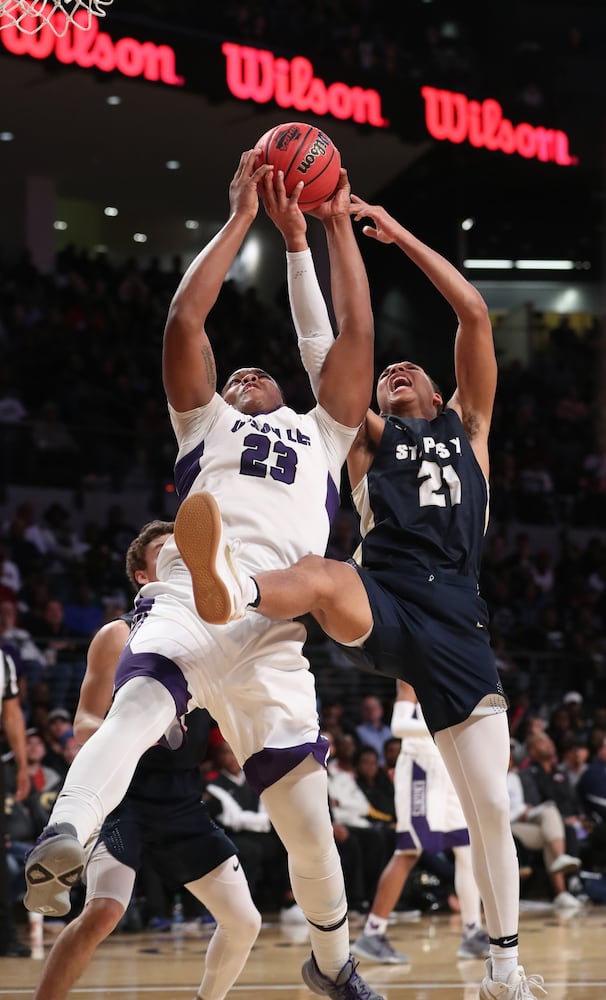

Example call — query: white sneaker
[479,959,547,998]
[549,854,581,875]
[553,890,581,909]
[174,492,249,624]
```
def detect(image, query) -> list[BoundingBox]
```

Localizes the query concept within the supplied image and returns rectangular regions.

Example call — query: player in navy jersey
[25,153,383,1000]
[32,521,261,1000]
[183,200,547,1000]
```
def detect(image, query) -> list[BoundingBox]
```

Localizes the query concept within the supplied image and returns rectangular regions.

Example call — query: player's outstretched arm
[260,169,335,399]
[311,174,375,428]
[73,620,130,745]
[351,196,496,471]
[163,150,273,412]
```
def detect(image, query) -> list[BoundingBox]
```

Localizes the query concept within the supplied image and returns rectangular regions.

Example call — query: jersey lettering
[240,432,297,484]
[418,460,462,508]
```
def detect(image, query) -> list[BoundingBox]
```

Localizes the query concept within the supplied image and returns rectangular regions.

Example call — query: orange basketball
[256,122,341,211]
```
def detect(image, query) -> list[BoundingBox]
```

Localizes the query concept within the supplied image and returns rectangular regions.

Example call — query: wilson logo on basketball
[422,85,577,166]
[0,7,184,86]
[296,133,331,173]
[222,41,388,128]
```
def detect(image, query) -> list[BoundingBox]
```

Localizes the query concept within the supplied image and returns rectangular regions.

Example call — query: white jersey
[157,394,357,582]
[128,392,357,769]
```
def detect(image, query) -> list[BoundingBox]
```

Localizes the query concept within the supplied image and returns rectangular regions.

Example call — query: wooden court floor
[1,901,604,998]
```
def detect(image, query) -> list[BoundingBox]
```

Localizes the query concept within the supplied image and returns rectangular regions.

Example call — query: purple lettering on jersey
[174,440,205,499]
[244,735,330,794]
[114,649,192,718]
[325,473,340,523]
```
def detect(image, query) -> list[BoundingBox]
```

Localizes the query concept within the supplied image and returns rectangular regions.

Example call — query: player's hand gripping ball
[255,122,341,211]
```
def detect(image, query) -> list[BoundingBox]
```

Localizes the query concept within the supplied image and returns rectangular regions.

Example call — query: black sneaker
[301,952,385,999]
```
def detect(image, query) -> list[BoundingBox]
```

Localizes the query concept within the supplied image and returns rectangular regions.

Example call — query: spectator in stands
[560,734,590,789]
[42,708,73,778]
[577,733,606,824]
[355,695,393,765]
[508,748,581,909]
[520,731,590,862]
[28,600,85,716]
[328,734,391,907]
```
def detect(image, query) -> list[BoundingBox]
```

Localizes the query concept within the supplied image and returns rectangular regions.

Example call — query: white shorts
[116,578,321,770]
[394,737,470,853]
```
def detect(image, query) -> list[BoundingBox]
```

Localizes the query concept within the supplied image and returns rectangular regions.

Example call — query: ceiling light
[461,217,475,231]
[0,131,14,141]
[185,219,199,230]
[53,220,68,230]
[104,206,119,217]
[515,259,574,270]
[464,259,514,269]
[133,233,147,243]
[106,95,122,105]
[166,160,181,170]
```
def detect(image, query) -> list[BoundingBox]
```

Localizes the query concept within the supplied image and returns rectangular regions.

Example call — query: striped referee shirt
[1,647,19,705]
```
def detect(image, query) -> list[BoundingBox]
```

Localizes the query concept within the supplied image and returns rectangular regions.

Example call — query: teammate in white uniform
[352,680,489,964]
[25,152,382,1000]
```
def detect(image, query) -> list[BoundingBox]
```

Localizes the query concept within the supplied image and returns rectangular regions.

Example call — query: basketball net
[0,0,113,35]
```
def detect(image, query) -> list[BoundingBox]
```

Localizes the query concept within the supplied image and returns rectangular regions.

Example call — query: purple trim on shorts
[114,650,191,718]
[326,473,340,524]
[243,735,330,795]
[174,440,205,500]
[396,761,470,852]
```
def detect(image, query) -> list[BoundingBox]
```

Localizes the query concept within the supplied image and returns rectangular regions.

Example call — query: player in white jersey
[25,152,383,1000]
[352,680,489,965]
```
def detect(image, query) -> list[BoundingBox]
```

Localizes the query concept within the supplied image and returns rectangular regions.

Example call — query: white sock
[364,913,388,936]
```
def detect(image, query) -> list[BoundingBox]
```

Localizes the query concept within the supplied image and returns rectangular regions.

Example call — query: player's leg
[452,844,490,959]
[351,850,416,963]
[262,755,384,998]
[25,676,175,915]
[175,491,373,641]
[33,843,135,1000]
[184,858,261,1000]
[435,710,545,996]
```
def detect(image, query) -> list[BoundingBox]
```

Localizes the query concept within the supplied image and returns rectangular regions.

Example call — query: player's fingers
[289,180,304,206]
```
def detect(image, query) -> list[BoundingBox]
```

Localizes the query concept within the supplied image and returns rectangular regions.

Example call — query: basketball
[256,122,341,211]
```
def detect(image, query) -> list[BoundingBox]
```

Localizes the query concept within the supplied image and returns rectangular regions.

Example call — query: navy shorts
[332,565,505,735]
[98,769,235,885]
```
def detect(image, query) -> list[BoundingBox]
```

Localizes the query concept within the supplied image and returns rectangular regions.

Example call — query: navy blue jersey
[354,408,488,582]
[336,407,506,734]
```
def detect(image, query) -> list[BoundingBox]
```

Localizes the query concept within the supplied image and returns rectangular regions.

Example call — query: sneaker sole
[24,835,85,916]
[174,492,233,625]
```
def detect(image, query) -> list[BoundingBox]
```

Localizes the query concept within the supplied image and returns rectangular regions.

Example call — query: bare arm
[2,696,30,801]
[73,620,130,744]
[162,150,274,412]
[352,198,497,477]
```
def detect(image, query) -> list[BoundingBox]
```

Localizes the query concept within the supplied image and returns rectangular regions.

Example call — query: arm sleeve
[287,249,335,399]
[390,699,431,739]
